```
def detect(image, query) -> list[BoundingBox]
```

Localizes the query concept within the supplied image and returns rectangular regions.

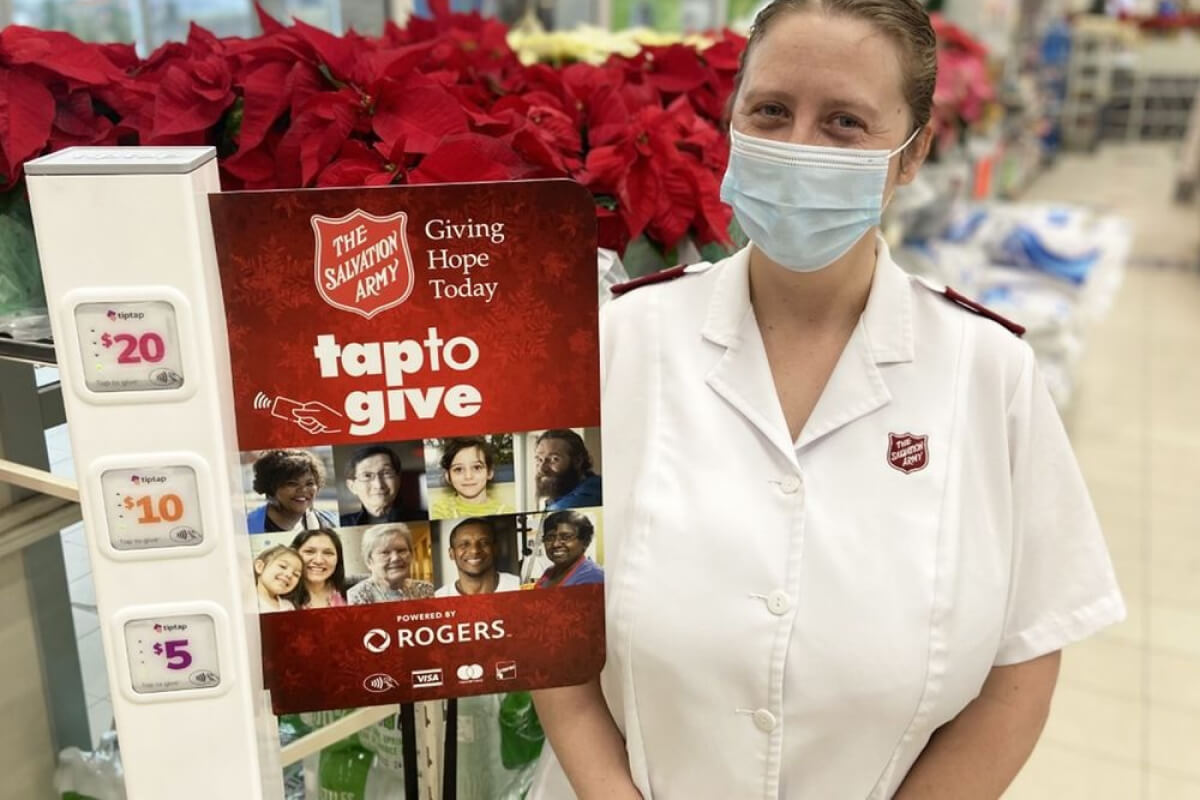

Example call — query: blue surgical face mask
[720,127,921,272]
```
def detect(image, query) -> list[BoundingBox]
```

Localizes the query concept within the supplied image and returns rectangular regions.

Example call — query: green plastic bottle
[318,734,375,800]
[498,692,545,770]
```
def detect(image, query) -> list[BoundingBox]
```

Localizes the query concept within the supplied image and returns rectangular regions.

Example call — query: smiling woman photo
[534,510,603,589]
[288,528,350,609]
[246,449,338,534]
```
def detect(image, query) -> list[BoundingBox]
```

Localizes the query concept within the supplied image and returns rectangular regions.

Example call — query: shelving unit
[1060,19,1132,151]
[1102,40,1200,142]
[1176,84,1200,202]
[1063,20,1200,149]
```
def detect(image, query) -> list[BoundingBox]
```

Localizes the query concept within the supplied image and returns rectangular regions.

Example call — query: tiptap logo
[106,310,117,320]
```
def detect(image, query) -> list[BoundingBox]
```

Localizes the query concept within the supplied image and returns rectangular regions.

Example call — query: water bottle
[54,730,127,800]
[358,712,407,799]
[455,694,512,800]
[317,734,374,800]
[279,714,311,800]
[363,759,407,800]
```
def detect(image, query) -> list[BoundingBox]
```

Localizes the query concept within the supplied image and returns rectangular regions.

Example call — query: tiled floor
[1004,144,1200,798]
[46,143,1200,794]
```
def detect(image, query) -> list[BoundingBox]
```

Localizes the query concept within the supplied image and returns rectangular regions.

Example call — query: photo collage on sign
[241,428,604,614]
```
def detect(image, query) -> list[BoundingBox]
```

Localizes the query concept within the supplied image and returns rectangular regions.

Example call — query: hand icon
[291,401,344,435]
[258,394,344,435]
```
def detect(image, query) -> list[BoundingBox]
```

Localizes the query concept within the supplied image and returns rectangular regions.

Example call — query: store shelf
[1059,20,1200,149]
[0,337,57,366]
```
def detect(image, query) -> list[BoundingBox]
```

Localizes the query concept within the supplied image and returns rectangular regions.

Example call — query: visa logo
[412,668,443,688]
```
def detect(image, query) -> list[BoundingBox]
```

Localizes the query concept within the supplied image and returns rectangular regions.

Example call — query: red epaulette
[942,287,1026,338]
[611,264,690,298]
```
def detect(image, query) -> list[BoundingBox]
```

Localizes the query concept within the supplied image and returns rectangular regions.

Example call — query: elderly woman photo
[347,523,435,605]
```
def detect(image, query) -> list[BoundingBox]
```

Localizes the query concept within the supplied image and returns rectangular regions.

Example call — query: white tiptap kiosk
[27,146,609,800]
[25,146,285,799]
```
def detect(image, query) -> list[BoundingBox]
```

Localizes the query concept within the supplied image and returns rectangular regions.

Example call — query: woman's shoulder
[601,250,743,360]
[907,272,1033,380]
[246,504,268,532]
[312,509,338,528]
[406,580,435,598]
[604,250,739,319]
[346,580,375,603]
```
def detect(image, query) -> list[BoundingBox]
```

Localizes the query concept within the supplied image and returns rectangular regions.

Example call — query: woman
[288,528,349,609]
[531,2,1124,799]
[347,523,435,605]
[246,449,337,534]
[534,511,604,588]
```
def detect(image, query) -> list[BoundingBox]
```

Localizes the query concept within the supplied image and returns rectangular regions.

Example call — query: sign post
[26,147,282,800]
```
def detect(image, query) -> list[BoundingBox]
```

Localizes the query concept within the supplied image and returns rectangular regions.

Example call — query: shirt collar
[701,234,914,365]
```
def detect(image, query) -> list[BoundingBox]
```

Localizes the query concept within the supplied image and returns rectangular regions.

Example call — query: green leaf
[0,190,45,315]
[619,234,670,279]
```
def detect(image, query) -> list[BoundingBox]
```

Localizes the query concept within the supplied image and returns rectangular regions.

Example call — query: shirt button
[752,709,777,733]
[766,590,792,616]
[779,475,801,495]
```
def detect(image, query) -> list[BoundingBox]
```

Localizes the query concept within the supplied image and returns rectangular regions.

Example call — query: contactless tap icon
[253,392,344,435]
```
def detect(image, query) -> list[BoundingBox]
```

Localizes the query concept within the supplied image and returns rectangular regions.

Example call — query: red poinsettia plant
[929,13,995,153]
[0,4,991,262]
[0,1,743,259]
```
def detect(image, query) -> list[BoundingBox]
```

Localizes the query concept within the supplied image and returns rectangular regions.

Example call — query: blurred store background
[0,0,1198,798]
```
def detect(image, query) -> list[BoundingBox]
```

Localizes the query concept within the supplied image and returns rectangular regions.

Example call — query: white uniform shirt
[531,239,1125,799]
[434,572,521,597]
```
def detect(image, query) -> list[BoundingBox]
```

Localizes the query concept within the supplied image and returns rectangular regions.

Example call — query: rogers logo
[363,629,391,653]
[456,664,484,683]
[362,673,399,693]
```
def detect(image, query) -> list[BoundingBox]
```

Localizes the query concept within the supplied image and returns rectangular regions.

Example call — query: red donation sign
[209,179,604,712]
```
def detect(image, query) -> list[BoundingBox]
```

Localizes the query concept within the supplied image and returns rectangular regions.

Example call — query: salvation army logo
[311,209,415,319]
[888,433,929,474]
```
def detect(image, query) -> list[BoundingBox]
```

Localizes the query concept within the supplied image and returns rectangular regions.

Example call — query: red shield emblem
[888,433,928,474]
[312,210,414,319]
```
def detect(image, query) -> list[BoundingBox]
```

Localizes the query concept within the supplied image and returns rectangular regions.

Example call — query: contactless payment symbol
[363,673,400,693]
[311,209,415,319]
[888,433,929,474]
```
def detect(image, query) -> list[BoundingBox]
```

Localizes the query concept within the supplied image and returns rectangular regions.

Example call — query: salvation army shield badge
[888,432,929,474]
[311,209,415,319]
